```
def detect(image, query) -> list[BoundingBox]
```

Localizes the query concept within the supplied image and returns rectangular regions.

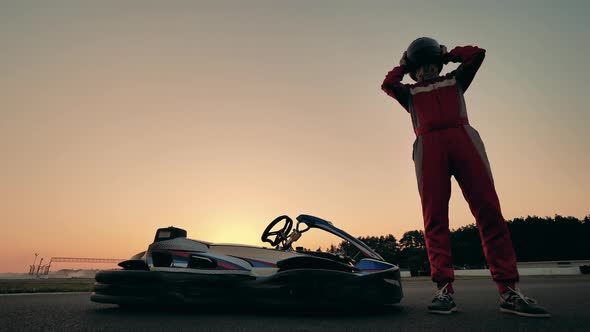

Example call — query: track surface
[1,276,588,331]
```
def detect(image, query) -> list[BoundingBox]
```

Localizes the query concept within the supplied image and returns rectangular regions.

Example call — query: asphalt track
[1,276,588,332]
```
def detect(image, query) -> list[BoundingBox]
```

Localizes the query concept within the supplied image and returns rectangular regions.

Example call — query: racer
[381,37,549,318]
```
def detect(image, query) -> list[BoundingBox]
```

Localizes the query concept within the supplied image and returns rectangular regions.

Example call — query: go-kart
[91,214,403,307]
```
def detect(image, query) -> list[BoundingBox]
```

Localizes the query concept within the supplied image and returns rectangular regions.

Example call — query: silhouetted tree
[446,214,590,265]
[507,215,590,262]
[360,234,400,263]
[308,214,590,273]
[399,230,426,250]
[398,230,429,274]
[450,224,486,268]
[332,234,400,264]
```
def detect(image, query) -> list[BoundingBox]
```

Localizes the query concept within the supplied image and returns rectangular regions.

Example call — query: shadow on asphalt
[89,303,404,318]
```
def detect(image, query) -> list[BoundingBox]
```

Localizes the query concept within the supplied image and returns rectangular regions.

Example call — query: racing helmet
[406,37,443,81]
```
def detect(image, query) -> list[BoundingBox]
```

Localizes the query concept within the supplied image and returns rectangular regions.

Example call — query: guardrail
[401,261,590,277]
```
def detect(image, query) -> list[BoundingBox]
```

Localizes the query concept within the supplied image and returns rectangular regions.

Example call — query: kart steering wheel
[261,215,293,247]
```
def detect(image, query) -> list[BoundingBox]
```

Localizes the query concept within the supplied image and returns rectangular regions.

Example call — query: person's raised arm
[443,45,486,92]
[381,52,411,112]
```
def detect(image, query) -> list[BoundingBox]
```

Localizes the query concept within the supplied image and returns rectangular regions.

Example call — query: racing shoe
[428,283,457,314]
[499,287,550,318]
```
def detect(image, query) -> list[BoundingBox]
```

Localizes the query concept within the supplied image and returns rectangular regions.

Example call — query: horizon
[1,1,589,273]
[7,213,588,273]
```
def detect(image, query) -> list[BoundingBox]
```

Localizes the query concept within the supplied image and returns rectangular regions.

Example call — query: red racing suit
[381,46,518,292]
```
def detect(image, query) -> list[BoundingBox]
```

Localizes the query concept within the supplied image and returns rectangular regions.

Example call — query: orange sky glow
[1,1,588,272]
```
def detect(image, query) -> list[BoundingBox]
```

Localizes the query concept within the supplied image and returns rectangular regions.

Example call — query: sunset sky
[1,1,588,272]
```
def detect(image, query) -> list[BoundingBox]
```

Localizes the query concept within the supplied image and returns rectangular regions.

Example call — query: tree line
[323,215,590,273]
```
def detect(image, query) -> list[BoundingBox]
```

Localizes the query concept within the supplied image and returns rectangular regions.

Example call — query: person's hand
[400,51,408,66]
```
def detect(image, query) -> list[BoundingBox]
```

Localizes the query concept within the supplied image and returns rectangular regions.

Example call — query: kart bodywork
[91,215,403,307]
